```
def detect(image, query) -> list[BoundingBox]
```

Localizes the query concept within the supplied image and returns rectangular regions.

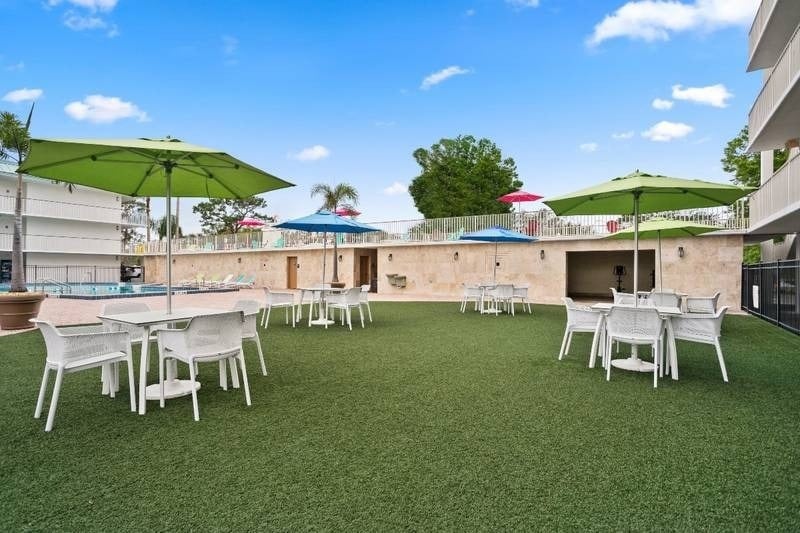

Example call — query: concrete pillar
[760,150,773,185]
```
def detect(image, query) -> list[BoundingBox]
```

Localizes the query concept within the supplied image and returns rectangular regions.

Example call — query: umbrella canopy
[498,190,543,204]
[18,137,293,313]
[334,207,361,217]
[237,217,266,228]
[605,219,720,291]
[460,227,537,282]
[274,210,379,288]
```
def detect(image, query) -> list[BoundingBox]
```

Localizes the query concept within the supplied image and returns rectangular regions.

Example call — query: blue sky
[1,0,760,234]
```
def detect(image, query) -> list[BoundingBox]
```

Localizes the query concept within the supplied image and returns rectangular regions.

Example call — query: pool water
[0,283,238,300]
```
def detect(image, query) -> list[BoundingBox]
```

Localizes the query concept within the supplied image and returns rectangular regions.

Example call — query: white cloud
[587,0,758,46]
[48,0,118,11]
[64,95,149,124]
[652,98,674,110]
[579,142,599,153]
[63,11,107,30]
[288,145,331,161]
[383,181,408,196]
[506,0,540,8]
[420,65,472,90]
[611,131,635,140]
[2,88,43,103]
[671,83,732,108]
[641,120,694,142]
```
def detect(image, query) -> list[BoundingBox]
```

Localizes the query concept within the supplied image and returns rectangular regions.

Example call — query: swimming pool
[0,283,238,300]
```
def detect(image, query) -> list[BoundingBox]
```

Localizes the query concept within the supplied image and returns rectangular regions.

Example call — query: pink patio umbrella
[237,217,266,228]
[498,190,544,212]
[334,206,361,217]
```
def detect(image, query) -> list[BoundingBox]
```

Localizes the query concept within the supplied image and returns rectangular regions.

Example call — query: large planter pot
[0,292,46,330]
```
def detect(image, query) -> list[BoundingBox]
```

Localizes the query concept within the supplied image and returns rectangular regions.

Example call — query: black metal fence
[25,265,123,284]
[742,260,800,334]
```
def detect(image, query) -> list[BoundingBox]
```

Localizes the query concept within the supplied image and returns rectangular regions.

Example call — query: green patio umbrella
[18,137,294,312]
[605,219,720,291]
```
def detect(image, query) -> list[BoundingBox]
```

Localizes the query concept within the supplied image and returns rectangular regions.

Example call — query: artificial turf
[1,302,798,531]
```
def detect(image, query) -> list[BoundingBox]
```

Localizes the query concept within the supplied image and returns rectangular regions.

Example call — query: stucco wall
[142,234,744,310]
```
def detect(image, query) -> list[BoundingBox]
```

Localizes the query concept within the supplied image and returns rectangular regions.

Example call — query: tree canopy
[192,197,272,235]
[408,135,522,218]
[721,126,787,188]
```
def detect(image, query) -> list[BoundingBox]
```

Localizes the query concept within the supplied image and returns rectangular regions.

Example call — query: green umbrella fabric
[605,219,720,240]
[18,137,294,198]
[544,170,751,216]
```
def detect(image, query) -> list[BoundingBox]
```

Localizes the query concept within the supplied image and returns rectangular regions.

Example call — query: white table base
[611,357,656,372]
[144,379,201,401]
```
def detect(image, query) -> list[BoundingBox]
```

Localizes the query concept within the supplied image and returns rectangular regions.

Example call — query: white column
[760,150,773,186]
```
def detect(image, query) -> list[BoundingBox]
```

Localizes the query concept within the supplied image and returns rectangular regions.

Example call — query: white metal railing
[750,152,800,226]
[121,210,147,226]
[749,23,800,146]
[0,194,144,226]
[0,233,121,255]
[125,202,749,256]
[749,0,777,62]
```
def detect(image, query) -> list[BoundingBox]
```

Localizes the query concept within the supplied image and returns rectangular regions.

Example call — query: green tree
[408,135,522,218]
[0,108,32,293]
[721,126,787,188]
[152,214,183,241]
[121,200,146,247]
[310,182,359,283]
[192,197,272,235]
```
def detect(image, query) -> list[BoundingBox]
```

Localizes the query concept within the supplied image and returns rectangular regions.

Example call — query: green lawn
[1,303,799,531]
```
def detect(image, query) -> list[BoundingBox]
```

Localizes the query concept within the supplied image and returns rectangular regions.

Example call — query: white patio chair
[232,299,267,376]
[605,306,665,388]
[261,287,296,328]
[486,284,515,316]
[610,288,636,305]
[512,285,533,314]
[460,283,482,313]
[558,298,602,365]
[649,291,681,308]
[360,284,373,322]
[156,311,250,421]
[669,306,729,382]
[325,287,364,330]
[685,292,720,314]
[31,319,136,432]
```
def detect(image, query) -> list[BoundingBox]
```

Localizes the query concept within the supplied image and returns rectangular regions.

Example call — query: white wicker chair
[610,288,636,305]
[360,284,373,322]
[261,287,296,328]
[156,311,249,421]
[558,298,602,364]
[670,306,729,382]
[512,285,533,314]
[232,299,267,376]
[460,283,482,313]
[605,306,665,388]
[649,291,681,308]
[685,292,720,314]
[325,287,364,330]
[31,319,136,432]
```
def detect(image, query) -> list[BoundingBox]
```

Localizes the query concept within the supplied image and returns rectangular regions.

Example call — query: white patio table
[296,287,346,327]
[590,302,683,380]
[477,283,501,315]
[97,307,229,415]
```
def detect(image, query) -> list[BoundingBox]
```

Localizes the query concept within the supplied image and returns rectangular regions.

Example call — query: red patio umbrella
[498,190,543,212]
[237,217,266,228]
[334,207,361,217]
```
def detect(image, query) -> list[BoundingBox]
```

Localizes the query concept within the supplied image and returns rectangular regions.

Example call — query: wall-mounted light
[388,253,393,262]
[172,258,176,264]
[677,246,685,259]
[296,263,300,269]
[237,257,242,263]
[338,254,343,262]
[539,249,545,260]
[453,251,459,261]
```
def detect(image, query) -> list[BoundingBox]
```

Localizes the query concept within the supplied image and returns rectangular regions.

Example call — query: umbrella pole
[321,231,327,287]
[166,167,173,314]
[633,194,639,309]
[493,241,498,283]
[658,231,662,292]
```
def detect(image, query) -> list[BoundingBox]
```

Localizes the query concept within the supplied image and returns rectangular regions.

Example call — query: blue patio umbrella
[459,226,537,282]
[274,210,379,286]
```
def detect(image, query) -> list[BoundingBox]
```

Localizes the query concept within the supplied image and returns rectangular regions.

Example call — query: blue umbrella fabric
[274,210,379,286]
[459,227,537,282]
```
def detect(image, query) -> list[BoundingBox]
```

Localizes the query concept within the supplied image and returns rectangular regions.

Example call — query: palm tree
[145,197,151,241]
[310,182,359,283]
[153,214,183,240]
[0,108,33,293]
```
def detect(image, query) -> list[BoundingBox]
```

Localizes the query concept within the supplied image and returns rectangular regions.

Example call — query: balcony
[0,194,144,226]
[748,24,800,152]
[749,152,800,235]
[0,233,121,255]
[747,0,800,72]
[125,203,749,256]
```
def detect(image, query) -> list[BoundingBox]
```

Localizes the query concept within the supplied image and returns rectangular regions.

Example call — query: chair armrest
[156,328,190,353]
[59,324,107,335]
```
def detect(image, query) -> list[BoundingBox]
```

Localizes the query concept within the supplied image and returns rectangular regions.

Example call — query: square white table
[97,307,229,415]
[590,302,683,380]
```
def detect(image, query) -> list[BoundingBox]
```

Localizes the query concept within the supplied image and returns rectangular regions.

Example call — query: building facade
[747,0,800,259]
[0,162,145,284]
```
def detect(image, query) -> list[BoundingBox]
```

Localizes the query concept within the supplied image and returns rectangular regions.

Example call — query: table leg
[589,316,603,368]
[137,327,150,415]
[666,320,679,380]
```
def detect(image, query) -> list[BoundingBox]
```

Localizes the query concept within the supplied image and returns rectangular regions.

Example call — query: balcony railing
[125,202,749,256]
[0,194,145,226]
[750,152,800,227]
[749,0,777,63]
[0,233,121,255]
[749,23,800,147]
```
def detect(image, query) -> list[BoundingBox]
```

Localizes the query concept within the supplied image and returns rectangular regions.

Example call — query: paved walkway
[0,289,458,336]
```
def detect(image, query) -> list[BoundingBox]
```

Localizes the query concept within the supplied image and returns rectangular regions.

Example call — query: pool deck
[0,288,456,336]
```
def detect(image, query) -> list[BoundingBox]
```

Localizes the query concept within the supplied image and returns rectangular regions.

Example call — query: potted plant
[0,108,45,330]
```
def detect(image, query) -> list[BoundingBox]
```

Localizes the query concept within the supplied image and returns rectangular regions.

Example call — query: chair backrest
[220,274,234,284]
[672,306,728,340]
[494,284,514,298]
[610,288,636,305]
[462,283,482,298]
[513,285,529,298]
[30,320,65,363]
[263,287,293,305]
[562,297,599,329]
[345,287,361,304]
[686,292,720,314]
[231,300,260,337]
[184,312,243,353]
[605,306,663,341]
[649,292,680,308]
[360,285,370,302]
